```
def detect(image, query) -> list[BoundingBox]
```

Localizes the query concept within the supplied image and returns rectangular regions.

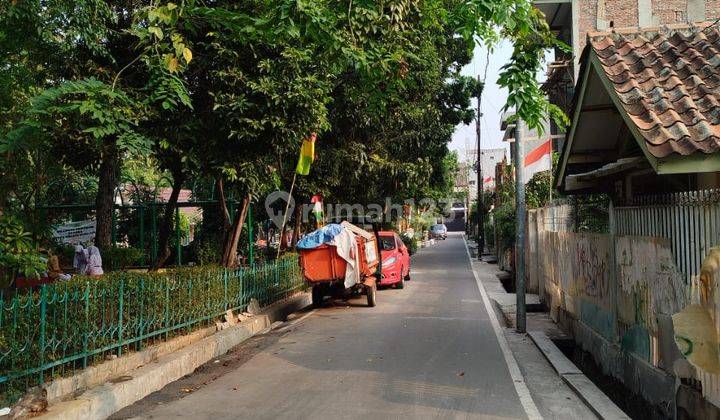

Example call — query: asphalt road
[114,233,528,419]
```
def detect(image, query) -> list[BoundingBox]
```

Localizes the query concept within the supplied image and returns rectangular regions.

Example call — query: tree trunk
[291,204,301,251]
[221,196,250,267]
[152,168,185,270]
[95,142,119,252]
[216,177,231,230]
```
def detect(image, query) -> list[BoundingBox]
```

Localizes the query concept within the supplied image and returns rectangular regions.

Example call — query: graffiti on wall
[575,236,612,308]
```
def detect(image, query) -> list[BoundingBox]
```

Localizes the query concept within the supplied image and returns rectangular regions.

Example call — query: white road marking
[463,237,543,420]
[403,316,482,321]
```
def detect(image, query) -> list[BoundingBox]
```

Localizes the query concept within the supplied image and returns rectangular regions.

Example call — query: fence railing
[0,256,303,404]
[614,189,720,283]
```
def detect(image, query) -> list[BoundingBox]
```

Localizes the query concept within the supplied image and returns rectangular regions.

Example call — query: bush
[0,215,45,287]
[493,202,516,250]
[57,244,77,268]
[483,213,495,249]
[105,246,145,270]
[400,233,418,255]
[190,237,223,266]
[0,254,302,405]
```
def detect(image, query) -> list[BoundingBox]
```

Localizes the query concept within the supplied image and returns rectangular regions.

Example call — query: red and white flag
[523,139,552,183]
[482,176,495,191]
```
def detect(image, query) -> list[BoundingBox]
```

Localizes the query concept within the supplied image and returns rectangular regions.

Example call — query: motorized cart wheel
[312,285,323,307]
[366,283,377,307]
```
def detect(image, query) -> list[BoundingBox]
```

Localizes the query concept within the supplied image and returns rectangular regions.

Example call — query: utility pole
[476,74,484,258]
[514,118,527,333]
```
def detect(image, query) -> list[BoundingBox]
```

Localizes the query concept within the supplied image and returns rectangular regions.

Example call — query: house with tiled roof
[555,23,720,200]
[530,20,720,418]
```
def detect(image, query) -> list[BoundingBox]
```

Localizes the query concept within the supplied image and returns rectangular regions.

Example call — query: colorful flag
[295,133,317,176]
[311,194,324,228]
[523,139,552,183]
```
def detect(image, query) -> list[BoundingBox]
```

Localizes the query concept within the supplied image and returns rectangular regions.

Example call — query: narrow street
[113,234,531,419]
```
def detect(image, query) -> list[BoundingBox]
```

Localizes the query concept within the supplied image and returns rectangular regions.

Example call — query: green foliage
[483,213,495,249]
[526,170,553,209]
[496,4,570,132]
[576,194,610,233]
[493,202,516,251]
[0,255,302,405]
[400,232,419,255]
[0,215,45,286]
[1,0,571,263]
[191,236,223,266]
[105,246,146,270]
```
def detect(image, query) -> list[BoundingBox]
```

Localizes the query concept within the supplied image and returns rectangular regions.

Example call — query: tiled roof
[588,22,720,158]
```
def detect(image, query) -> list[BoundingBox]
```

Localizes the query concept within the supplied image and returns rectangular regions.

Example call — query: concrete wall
[527,207,690,415]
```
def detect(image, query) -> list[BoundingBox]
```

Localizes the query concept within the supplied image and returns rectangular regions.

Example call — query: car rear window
[380,236,396,250]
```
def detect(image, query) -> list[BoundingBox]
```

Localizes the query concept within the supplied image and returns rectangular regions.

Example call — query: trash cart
[298,221,379,307]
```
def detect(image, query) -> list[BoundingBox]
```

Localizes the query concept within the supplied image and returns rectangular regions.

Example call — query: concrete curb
[39,292,311,420]
[528,331,630,420]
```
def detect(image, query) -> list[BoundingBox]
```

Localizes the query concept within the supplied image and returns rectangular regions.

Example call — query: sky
[450,40,514,163]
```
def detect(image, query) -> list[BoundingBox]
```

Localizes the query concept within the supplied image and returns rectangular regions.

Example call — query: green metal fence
[0,256,302,404]
[38,200,255,268]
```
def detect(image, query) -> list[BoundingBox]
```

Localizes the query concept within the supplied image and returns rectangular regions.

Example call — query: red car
[378,231,411,288]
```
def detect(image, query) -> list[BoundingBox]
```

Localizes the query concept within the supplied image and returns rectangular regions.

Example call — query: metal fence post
[151,204,158,266]
[175,207,182,266]
[139,207,146,266]
[39,286,47,384]
[224,269,229,310]
[83,283,89,368]
[137,277,144,351]
[164,278,170,340]
[111,207,117,248]
[248,205,254,266]
[118,279,124,357]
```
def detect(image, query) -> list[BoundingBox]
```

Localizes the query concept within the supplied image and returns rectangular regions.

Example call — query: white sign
[364,241,378,264]
[52,220,96,244]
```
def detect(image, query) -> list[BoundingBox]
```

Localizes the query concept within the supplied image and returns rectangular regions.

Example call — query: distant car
[429,223,447,240]
[378,231,411,288]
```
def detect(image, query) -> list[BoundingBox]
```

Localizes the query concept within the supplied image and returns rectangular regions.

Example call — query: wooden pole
[276,172,297,259]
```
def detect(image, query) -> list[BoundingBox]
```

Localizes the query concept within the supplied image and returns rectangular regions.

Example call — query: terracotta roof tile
[588,23,720,157]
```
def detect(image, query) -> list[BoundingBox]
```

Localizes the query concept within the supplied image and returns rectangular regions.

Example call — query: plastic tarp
[297,224,344,249]
[331,228,360,288]
[297,223,361,288]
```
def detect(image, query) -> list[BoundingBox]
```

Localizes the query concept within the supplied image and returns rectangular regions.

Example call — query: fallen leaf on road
[456,372,465,377]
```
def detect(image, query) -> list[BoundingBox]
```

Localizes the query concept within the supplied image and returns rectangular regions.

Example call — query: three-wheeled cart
[299,222,380,307]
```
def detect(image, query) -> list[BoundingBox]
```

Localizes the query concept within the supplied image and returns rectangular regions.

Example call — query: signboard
[52,220,96,244]
[364,241,378,264]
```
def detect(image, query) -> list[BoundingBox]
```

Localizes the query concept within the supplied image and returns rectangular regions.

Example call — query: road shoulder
[465,239,597,419]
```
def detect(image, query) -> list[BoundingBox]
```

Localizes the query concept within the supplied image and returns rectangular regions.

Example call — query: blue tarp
[296,224,344,249]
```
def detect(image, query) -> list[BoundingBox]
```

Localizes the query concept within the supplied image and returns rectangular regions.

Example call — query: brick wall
[707,0,720,18]
[605,0,640,28]
[574,0,720,50]
[577,0,598,50]
[653,0,690,24]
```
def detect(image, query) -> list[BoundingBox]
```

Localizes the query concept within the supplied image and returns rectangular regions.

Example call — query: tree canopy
[1,0,565,269]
